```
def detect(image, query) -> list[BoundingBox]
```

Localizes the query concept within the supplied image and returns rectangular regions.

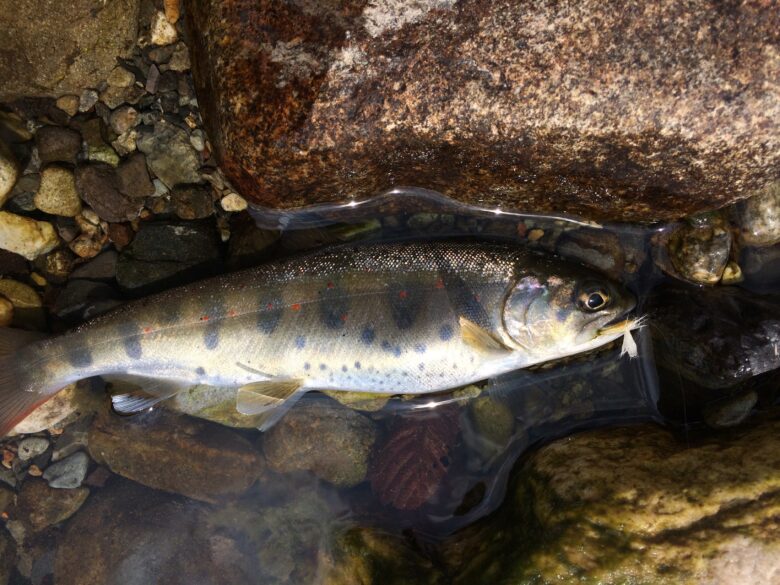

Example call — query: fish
[0,240,637,436]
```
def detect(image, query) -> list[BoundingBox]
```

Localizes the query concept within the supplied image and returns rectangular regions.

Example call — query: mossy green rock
[446,415,780,584]
[167,384,266,428]
[321,526,446,585]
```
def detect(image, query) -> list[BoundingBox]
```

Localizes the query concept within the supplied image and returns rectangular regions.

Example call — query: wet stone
[78,89,99,112]
[555,228,625,279]
[734,182,780,248]
[111,129,138,156]
[55,95,80,117]
[17,438,49,461]
[106,65,135,88]
[42,451,89,489]
[0,298,13,327]
[166,42,191,72]
[35,126,81,165]
[703,391,759,429]
[52,279,122,321]
[186,0,780,222]
[170,183,214,219]
[88,408,263,502]
[38,249,74,282]
[263,400,377,487]
[115,221,221,290]
[151,10,178,45]
[12,479,88,532]
[0,278,45,330]
[0,140,19,207]
[107,222,134,249]
[33,166,82,217]
[665,212,732,285]
[136,120,201,188]
[0,211,59,261]
[116,152,155,199]
[75,163,143,223]
[11,381,105,436]
[54,480,255,585]
[108,105,139,135]
[99,84,145,110]
[0,527,15,585]
[70,250,118,280]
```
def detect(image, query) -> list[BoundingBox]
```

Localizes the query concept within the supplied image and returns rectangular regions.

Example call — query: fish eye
[578,288,610,312]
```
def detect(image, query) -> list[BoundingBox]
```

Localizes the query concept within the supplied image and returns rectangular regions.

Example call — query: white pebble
[151,11,178,46]
[220,192,248,212]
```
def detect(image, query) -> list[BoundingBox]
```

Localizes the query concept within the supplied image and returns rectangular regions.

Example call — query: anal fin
[236,379,304,432]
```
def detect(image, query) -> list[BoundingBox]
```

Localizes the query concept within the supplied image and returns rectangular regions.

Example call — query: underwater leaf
[369,405,460,510]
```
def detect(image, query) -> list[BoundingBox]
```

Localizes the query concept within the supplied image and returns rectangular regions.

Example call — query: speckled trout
[0,241,636,435]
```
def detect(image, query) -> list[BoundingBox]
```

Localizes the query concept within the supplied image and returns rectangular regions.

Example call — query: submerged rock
[446,416,780,584]
[663,212,732,285]
[186,0,779,221]
[35,126,82,166]
[733,183,780,248]
[0,211,59,261]
[34,166,82,217]
[42,451,90,489]
[75,163,143,223]
[54,480,255,585]
[0,141,19,207]
[0,527,15,585]
[11,479,88,532]
[0,0,140,100]
[166,384,267,429]
[88,408,263,502]
[136,120,201,188]
[10,381,104,436]
[262,400,376,487]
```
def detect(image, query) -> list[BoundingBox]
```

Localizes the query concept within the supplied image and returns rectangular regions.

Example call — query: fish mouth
[597,315,646,337]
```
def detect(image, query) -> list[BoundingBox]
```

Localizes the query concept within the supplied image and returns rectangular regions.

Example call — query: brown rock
[116,152,155,199]
[88,408,263,502]
[11,479,88,532]
[75,163,143,222]
[170,184,214,219]
[186,0,780,221]
[35,126,82,165]
[0,0,140,100]
[54,480,255,585]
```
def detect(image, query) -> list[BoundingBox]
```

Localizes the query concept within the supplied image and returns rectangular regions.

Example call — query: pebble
[136,120,201,188]
[42,451,89,489]
[55,95,80,117]
[148,44,176,65]
[164,0,180,24]
[75,163,143,223]
[17,437,49,461]
[70,250,118,280]
[99,84,145,110]
[107,222,134,249]
[33,166,82,216]
[11,381,103,435]
[109,106,139,135]
[703,391,758,429]
[106,65,135,88]
[146,64,161,93]
[78,89,99,112]
[166,42,191,71]
[189,130,205,151]
[111,129,138,156]
[39,249,74,282]
[151,10,178,46]
[14,479,89,532]
[720,261,743,284]
[35,126,82,165]
[735,183,780,247]
[0,211,59,260]
[171,184,214,219]
[0,297,12,326]
[0,139,19,206]
[220,192,248,212]
[116,152,155,198]
[69,233,105,259]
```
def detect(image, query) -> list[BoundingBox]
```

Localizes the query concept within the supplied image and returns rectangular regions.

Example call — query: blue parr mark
[361,326,375,345]
[304,362,311,371]
[354,361,361,369]
[195,366,205,376]
[319,363,327,370]
[257,296,283,334]
[439,324,454,341]
[381,341,402,357]
[118,322,142,360]
[204,323,219,351]
[67,347,93,368]
[341,365,348,372]
[414,343,427,354]
[295,335,306,349]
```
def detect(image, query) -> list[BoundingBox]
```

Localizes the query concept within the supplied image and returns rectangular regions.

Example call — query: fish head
[502,263,636,361]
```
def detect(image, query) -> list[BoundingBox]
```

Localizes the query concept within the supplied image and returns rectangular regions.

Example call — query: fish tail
[0,328,51,437]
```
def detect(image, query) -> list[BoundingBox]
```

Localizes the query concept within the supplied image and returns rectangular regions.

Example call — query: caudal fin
[0,328,50,437]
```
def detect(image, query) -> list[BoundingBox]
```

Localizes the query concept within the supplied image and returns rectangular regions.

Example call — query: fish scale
[0,241,636,435]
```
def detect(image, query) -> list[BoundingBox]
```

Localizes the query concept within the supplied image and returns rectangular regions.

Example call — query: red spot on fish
[200,315,209,321]
[228,309,238,318]
[142,326,152,334]
[474,294,481,302]
[340,314,348,322]
[398,290,408,299]
[291,303,302,311]
[326,282,334,289]
[435,278,445,289]
[266,302,274,310]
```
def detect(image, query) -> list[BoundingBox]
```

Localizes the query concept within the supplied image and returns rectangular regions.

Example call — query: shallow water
[3,188,780,584]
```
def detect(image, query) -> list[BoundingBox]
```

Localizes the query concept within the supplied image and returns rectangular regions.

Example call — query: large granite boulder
[444,415,780,584]
[0,0,140,100]
[186,0,780,221]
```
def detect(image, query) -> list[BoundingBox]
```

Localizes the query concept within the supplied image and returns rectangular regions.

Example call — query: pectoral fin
[459,317,512,353]
[107,376,191,414]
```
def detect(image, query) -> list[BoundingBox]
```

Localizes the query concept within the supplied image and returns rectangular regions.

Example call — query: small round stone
[17,437,49,461]
[33,166,82,217]
[78,89,99,112]
[55,95,80,117]
[220,192,248,212]
[106,65,135,88]
[151,11,178,45]
[0,211,59,260]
